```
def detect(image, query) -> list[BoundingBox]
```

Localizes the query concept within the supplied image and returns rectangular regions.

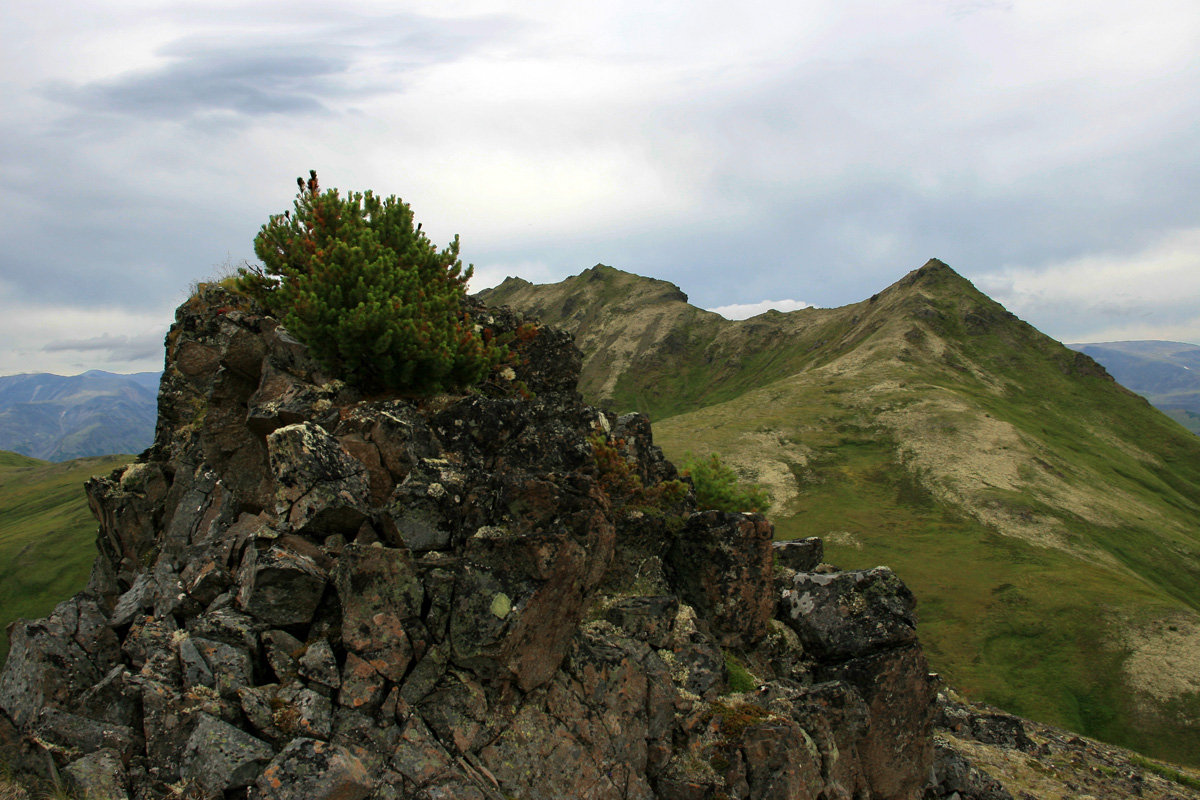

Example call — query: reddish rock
[332,543,424,682]
[669,510,775,648]
[257,738,373,800]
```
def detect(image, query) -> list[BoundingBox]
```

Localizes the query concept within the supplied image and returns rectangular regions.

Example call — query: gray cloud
[46,48,346,118]
[43,12,523,121]
[43,332,163,363]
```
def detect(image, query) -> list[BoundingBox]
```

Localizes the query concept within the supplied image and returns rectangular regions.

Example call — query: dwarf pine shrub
[238,171,502,394]
[680,452,770,513]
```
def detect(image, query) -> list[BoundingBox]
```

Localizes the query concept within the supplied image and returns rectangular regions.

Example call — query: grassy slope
[487,260,1200,765]
[0,451,130,665]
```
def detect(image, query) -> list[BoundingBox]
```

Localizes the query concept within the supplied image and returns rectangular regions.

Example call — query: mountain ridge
[481,258,1200,765]
[0,370,159,461]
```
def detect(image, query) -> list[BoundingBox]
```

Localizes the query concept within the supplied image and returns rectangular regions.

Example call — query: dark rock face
[0,285,939,800]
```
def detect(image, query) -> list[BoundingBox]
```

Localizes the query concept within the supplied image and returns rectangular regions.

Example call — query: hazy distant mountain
[1068,340,1200,433]
[0,370,160,460]
[481,260,1200,765]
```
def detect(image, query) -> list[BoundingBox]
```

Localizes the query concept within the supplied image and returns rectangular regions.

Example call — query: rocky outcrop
[0,286,939,799]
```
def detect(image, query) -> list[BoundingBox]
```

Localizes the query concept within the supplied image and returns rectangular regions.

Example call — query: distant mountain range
[480,260,1200,766]
[0,370,159,460]
[1069,340,1200,433]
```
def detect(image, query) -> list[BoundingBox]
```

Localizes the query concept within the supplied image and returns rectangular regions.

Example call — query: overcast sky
[3,0,1199,375]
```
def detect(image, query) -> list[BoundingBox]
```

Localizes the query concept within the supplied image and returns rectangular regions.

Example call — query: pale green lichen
[491,593,512,619]
[657,648,692,687]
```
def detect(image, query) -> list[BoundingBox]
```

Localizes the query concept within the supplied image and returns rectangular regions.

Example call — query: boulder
[778,567,918,661]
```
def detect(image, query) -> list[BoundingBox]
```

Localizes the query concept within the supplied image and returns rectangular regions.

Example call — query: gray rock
[0,617,101,728]
[668,510,775,648]
[236,540,328,627]
[338,653,386,712]
[603,595,679,649]
[262,628,304,684]
[778,567,918,661]
[267,421,371,536]
[108,571,158,628]
[273,685,333,740]
[332,543,423,682]
[390,716,454,787]
[181,712,274,794]
[773,537,824,573]
[179,635,215,690]
[256,737,373,800]
[33,707,136,766]
[62,747,129,800]
[190,636,253,698]
[298,638,341,689]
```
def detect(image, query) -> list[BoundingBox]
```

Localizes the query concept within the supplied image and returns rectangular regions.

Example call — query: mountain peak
[895,257,974,293]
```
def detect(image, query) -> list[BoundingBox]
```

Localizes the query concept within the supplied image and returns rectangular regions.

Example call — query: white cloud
[0,291,173,376]
[978,227,1200,345]
[707,299,815,320]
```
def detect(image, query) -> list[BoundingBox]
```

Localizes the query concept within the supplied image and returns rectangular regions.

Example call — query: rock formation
[0,286,940,799]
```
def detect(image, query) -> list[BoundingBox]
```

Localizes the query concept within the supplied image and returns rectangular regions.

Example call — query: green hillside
[482,259,1200,765]
[0,451,131,664]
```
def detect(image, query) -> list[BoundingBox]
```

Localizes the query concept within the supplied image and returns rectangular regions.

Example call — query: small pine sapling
[237,171,503,395]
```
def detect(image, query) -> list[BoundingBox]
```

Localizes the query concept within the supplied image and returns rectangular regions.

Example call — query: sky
[3,0,1200,375]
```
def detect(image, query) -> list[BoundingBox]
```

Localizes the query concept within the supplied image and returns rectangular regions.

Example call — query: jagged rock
[181,712,274,794]
[818,645,937,799]
[927,742,1014,800]
[391,716,454,787]
[298,638,341,690]
[262,628,303,683]
[273,684,333,740]
[669,510,775,648]
[32,707,136,766]
[773,537,824,572]
[0,285,941,800]
[332,543,424,682]
[237,538,329,626]
[0,616,102,728]
[339,652,387,711]
[936,692,1036,754]
[268,421,371,535]
[190,636,254,698]
[62,748,129,800]
[256,738,374,800]
[603,595,679,649]
[778,567,919,660]
[77,666,142,731]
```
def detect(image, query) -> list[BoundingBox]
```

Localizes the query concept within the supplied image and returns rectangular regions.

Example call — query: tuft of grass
[1130,753,1200,791]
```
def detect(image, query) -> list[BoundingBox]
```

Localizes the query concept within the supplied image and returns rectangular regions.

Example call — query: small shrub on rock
[680,452,770,513]
[238,171,503,394]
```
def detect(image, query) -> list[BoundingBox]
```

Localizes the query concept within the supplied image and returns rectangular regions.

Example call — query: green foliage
[722,651,757,694]
[680,452,770,513]
[1129,754,1200,790]
[238,171,502,394]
